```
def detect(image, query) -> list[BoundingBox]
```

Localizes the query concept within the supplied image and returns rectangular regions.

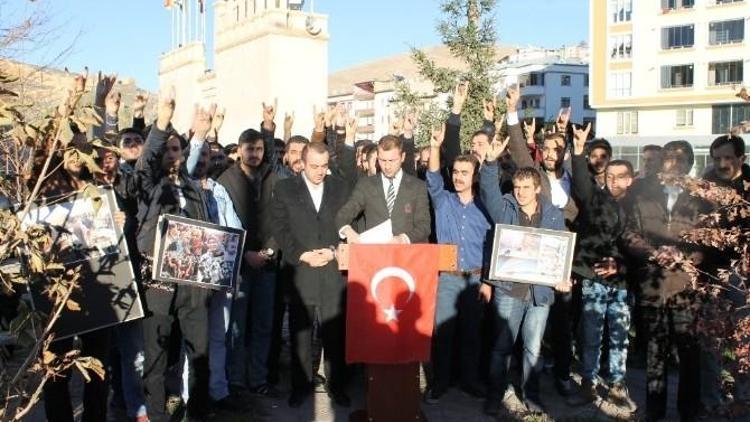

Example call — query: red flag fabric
[346,244,440,364]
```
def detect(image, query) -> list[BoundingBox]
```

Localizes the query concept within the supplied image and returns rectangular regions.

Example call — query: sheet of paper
[359,219,393,244]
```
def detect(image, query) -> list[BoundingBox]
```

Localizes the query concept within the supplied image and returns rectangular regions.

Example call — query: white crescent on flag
[370,267,416,322]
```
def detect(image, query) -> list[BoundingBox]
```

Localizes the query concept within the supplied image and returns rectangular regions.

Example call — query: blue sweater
[480,161,567,306]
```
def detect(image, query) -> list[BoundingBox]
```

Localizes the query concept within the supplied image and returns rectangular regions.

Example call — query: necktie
[386,178,395,216]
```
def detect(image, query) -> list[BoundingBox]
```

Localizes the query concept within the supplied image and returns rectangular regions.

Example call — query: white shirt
[302,172,324,212]
[381,169,404,201]
[549,171,571,210]
[664,185,683,214]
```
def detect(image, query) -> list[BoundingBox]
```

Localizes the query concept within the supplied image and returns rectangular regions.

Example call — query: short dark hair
[471,130,490,142]
[274,139,285,150]
[586,138,612,157]
[453,154,480,182]
[363,144,378,159]
[378,135,403,152]
[607,159,634,177]
[642,144,662,154]
[663,140,694,169]
[302,141,329,161]
[513,167,542,188]
[286,136,310,153]
[710,135,746,158]
[117,127,143,147]
[224,143,238,155]
[355,139,373,149]
[543,133,566,148]
[238,128,263,146]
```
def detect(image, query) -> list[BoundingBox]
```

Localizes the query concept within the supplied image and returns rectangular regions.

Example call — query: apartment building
[590,0,749,175]
[494,46,595,129]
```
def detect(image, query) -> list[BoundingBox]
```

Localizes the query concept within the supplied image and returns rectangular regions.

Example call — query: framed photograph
[153,214,245,291]
[488,224,576,287]
[19,186,144,340]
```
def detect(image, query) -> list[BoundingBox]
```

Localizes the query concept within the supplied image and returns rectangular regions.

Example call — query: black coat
[271,174,353,306]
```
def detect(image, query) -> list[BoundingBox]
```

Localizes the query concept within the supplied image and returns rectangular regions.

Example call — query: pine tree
[393,0,501,149]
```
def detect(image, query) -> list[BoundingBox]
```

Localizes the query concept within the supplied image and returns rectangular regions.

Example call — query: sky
[4,0,588,91]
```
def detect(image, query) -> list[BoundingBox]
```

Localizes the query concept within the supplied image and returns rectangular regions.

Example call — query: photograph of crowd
[490,225,575,286]
[20,189,121,265]
[154,215,244,290]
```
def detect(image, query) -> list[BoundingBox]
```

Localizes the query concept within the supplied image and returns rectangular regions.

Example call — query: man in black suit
[270,142,353,408]
[336,135,431,244]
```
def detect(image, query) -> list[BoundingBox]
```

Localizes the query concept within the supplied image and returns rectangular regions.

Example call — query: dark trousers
[642,303,701,421]
[548,288,578,381]
[142,288,209,422]
[289,299,346,394]
[43,328,111,422]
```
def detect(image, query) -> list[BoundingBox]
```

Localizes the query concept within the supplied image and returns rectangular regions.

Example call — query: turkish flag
[346,244,440,364]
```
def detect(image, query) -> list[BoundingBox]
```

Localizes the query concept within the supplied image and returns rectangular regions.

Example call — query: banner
[346,244,440,364]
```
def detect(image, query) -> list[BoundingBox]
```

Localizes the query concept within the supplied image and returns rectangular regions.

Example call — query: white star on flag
[382,305,402,322]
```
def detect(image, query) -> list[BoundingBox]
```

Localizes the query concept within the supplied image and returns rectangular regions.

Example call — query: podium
[338,244,457,422]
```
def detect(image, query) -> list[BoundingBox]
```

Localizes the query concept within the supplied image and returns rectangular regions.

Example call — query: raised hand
[192,104,214,139]
[284,112,294,133]
[324,104,337,128]
[737,87,749,102]
[60,68,88,117]
[556,107,571,133]
[483,97,497,122]
[390,116,404,136]
[345,117,358,145]
[430,123,446,148]
[485,135,510,162]
[94,71,117,106]
[505,85,520,112]
[452,81,469,114]
[133,93,149,119]
[313,105,326,133]
[105,90,121,118]
[156,86,176,131]
[262,98,277,130]
[335,103,347,128]
[211,106,225,135]
[523,119,536,145]
[571,122,592,155]
[403,110,417,137]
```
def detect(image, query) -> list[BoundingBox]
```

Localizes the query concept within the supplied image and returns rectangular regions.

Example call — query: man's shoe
[166,395,183,416]
[250,383,283,399]
[313,373,326,387]
[566,379,598,406]
[524,397,546,414]
[288,390,310,408]
[212,395,247,412]
[327,390,351,407]
[460,382,487,399]
[607,382,638,413]
[555,378,573,397]
[423,386,447,405]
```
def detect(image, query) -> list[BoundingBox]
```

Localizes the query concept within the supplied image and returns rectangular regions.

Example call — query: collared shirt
[381,169,404,201]
[425,170,491,271]
[664,185,683,214]
[204,178,243,229]
[302,172,324,212]
[548,170,571,210]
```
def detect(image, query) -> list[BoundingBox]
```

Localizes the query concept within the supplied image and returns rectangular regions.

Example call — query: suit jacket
[335,172,431,243]
[271,174,352,306]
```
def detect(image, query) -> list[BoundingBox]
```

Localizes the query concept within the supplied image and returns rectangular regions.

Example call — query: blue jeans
[580,279,631,384]
[227,267,276,388]
[208,289,232,400]
[488,290,550,402]
[431,273,485,389]
[113,319,147,417]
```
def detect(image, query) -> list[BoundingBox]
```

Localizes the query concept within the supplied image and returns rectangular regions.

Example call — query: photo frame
[19,186,143,340]
[153,214,245,291]
[487,224,576,287]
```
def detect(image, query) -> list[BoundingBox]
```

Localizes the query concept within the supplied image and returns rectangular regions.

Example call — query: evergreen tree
[393,0,501,149]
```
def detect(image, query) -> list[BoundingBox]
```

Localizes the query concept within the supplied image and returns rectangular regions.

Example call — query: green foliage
[392,0,500,150]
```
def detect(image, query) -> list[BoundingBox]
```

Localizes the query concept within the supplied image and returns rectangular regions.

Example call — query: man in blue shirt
[423,125,493,404]
[479,135,572,417]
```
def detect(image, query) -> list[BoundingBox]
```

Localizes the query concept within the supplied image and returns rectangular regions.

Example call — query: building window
[709,19,745,45]
[521,97,541,109]
[616,111,638,135]
[609,72,632,97]
[712,103,750,133]
[661,64,694,88]
[676,109,694,127]
[584,95,591,110]
[662,0,694,9]
[716,0,744,4]
[661,25,694,49]
[560,97,571,108]
[610,34,633,59]
[561,75,571,86]
[610,0,632,23]
[584,74,589,86]
[709,61,744,85]
[519,72,545,87]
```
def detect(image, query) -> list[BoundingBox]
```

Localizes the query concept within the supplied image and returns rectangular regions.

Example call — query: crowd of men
[33,72,750,422]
